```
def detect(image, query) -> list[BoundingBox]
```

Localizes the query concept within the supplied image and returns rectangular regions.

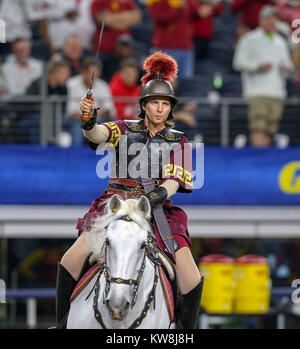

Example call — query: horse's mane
[84,197,151,264]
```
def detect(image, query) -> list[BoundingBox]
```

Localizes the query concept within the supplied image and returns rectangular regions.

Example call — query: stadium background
[0,0,300,329]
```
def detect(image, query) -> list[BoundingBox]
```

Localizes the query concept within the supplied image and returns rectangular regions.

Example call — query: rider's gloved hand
[80,95,99,130]
[81,108,98,130]
[145,186,168,208]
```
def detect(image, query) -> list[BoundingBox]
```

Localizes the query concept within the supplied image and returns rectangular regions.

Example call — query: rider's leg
[60,232,91,280]
[175,247,201,294]
[56,233,92,327]
[175,247,204,329]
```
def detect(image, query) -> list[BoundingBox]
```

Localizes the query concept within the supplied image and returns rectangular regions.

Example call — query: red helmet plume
[141,51,178,86]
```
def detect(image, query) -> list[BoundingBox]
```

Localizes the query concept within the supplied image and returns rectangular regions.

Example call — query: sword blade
[90,8,108,90]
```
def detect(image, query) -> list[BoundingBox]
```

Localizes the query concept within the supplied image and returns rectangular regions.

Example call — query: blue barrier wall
[0,145,300,205]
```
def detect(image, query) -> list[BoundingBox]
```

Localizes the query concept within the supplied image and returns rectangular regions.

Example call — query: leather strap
[109,178,163,187]
[142,178,176,263]
[103,188,144,199]
[109,178,142,187]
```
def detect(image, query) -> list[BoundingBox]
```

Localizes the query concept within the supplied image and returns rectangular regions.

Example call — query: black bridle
[103,215,150,308]
[92,214,160,329]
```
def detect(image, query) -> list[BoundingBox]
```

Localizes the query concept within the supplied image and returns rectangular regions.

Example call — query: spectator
[18,57,71,144]
[27,56,71,95]
[0,0,49,56]
[62,35,89,77]
[71,0,96,51]
[66,57,116,144]
[102,34,138,82]
[2,38,43,96]
[230,0,273,40]
[233,5,293,147]
[43,0,96,52]
[276,0,300,27]
[109,57,141,120]
[193,0,223,61]
[43,0,79,52]
[146,0,202,80]
[91,0,142,54]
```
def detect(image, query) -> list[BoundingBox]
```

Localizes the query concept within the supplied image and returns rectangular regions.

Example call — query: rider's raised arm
[83,124,110,144]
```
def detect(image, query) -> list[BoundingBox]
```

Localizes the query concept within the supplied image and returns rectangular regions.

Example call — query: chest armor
[114,120,184,180]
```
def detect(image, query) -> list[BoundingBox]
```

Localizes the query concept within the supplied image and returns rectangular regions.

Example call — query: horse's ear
[109,194,122,213]
[138,196,151,218]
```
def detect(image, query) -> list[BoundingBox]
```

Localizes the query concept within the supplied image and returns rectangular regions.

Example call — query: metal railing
[1,94,300,147]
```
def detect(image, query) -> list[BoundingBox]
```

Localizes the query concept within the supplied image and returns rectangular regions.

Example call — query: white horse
[67,195,176,329]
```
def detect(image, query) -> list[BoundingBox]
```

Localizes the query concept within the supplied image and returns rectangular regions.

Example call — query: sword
[81,9,107,123]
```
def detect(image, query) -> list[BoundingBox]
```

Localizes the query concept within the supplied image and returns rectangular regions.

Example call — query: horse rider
[56,52,204,329]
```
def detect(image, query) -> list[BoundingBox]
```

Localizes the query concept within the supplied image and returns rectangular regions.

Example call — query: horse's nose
[112,307,122,320]
[106,297,130,321]
[114,302,130,320]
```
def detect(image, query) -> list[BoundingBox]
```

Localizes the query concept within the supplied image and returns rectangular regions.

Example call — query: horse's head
[88,194,152,321]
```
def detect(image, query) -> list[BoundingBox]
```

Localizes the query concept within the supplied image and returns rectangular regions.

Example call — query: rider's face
[143,97,172,127]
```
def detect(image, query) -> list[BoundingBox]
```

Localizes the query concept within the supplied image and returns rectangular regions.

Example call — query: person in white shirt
[0,0,51,55]
[66,56,116,145]
[72,0,96,51]
[0,0,47,41]
[233,5,293,147]
[2,38,43,95]
[44,0,95,51]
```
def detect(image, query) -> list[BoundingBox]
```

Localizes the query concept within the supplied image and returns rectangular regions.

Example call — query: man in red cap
[56,52,203,329]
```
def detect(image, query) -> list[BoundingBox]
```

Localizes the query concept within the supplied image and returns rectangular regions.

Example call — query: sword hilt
[80,89,94,123]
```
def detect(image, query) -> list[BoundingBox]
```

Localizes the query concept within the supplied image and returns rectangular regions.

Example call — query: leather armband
[145,186,168,208]
[81,109,98,130]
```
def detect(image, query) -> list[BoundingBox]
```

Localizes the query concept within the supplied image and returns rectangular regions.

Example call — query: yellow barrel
[234,255,271,314]
[198,254,235,314]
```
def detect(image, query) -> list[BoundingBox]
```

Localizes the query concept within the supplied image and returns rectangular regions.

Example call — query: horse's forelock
[117,198,151,231]
[85,197,151,263]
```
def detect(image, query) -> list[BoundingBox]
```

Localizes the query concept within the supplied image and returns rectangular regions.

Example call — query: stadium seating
[177,76,214,97]
[286,79,300,98]
[209,41,234,68]
[131,23,153,47]
[195,104,221,145]
[220,74,243,97]
[195,59,231,77]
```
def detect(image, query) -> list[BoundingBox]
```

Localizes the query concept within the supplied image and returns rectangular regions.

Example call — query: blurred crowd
[1,1,300,319]
[0,0,300,147]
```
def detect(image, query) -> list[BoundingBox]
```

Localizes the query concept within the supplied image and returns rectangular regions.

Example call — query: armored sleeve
[162,135,193,193]
[85,120,126,149]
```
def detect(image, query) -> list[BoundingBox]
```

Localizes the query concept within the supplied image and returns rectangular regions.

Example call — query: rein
[93,214,160,329]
